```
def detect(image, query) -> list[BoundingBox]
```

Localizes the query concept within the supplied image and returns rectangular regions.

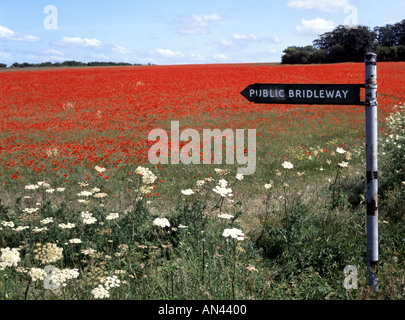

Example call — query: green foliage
[282,20,405,64]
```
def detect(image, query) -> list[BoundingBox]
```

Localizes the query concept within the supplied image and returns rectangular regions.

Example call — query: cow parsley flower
[106,213,119,220]
[81,211,97,225]
[28,268,46,282]
[181,189,194,195]
[77,190,93,197]
[92,284,110,299]
[222,228,245,241]
[95,165,106,173]
[282,161,294,169]
[153,217,170,228]
[0,247,21,269]
[338,161,349,168]
[212,179,233,198]
[218,213,234,220]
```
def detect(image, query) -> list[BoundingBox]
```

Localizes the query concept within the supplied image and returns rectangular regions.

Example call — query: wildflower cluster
[0,247,21,270]
[33,243,63,265]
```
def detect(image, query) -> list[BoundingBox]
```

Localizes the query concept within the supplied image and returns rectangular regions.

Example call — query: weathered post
[365,52,378,290]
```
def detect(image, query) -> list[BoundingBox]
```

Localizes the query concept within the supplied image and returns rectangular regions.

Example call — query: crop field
[0,62,404,300]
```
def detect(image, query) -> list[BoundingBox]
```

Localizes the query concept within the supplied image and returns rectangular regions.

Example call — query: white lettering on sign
[250,89,285,98]
[286,89,350,99]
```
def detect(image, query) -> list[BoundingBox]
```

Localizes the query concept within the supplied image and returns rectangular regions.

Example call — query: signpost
[241,83,364,105]
[241,53,378,290]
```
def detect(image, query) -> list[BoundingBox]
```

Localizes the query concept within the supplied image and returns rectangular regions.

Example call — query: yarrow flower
[218,213,234,220]
[212,179,233,198]
[58,222,76,229]
[81,211,97,225]
[1,221,15,228]
[0,247,21,269]
[92,284,110,299]
[282,161,294,169]
[23,208,39,214]
[338,161,349,168]
[235,173,244,181]
[68,238,82,244]
[135,166,157,184]
[153,217,170,228]
[336,147,346,154]
[40,217,54,225]
[25,184,40,190]
[181,189,194,195]
[77,190,93,197]
[222,228,245,241]
[106,213,119,220]
[95,165,106,173]
[28,268,46,282]
[93,192,108,199]
[44,267,80,290]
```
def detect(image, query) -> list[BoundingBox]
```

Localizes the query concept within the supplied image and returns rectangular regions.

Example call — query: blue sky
[0,0,404,65]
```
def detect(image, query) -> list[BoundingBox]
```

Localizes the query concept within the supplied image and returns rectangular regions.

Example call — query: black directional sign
[241,83,364,105]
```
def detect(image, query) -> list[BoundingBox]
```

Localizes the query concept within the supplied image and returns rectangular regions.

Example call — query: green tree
[281,46,323,64]
[313,25,377,62]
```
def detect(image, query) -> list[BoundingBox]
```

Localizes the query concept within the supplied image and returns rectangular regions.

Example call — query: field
[0,62,404,300]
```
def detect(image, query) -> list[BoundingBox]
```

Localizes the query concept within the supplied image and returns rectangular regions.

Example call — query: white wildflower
[77,190,93,197]
[1,221,15,228]
[92,285,110,299]
[212,179,233,198]
[40,217,54,225]
[95,165,106,173]
[282,161,294,169]
[222,228,245,241]
[93,192,108,199]
[153,217,170,228]
[68,238,82,244]
[0,247,21,269]
[23,208,39,214]
[58,222,76,229]
[106,213,119,220]
[218,213,234,220]
[181,189,194,195]
[338,161,349,168]
[235,173,244,181]
[264,183,272,189]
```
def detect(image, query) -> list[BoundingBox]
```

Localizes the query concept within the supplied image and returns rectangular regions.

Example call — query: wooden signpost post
[241,53,379,290]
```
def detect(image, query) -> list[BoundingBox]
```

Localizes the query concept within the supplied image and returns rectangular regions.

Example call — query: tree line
[0,61,147,69]
[281,19,405,64]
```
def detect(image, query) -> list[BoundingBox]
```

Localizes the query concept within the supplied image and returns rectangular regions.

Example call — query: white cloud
[296,17,335,35]
[288,0,350,12]
[0,25,40,42]
[0,51,11,59]
[44,49,64,56]
[112,45,131,54]
[191,53,206,61]
[214,54,228,61]
[92,53,109,60]
[55,36,103,48]
[41,49,65,62]
[156,48,183,58]
[220,33,280,48]
[177,13,221,34]
[232,33,257,41]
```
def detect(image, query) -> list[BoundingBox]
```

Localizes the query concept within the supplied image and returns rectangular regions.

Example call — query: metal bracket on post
[365,52,379,291]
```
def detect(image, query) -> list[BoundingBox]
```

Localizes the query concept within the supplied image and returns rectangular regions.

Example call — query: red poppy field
[1,62,404,194]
